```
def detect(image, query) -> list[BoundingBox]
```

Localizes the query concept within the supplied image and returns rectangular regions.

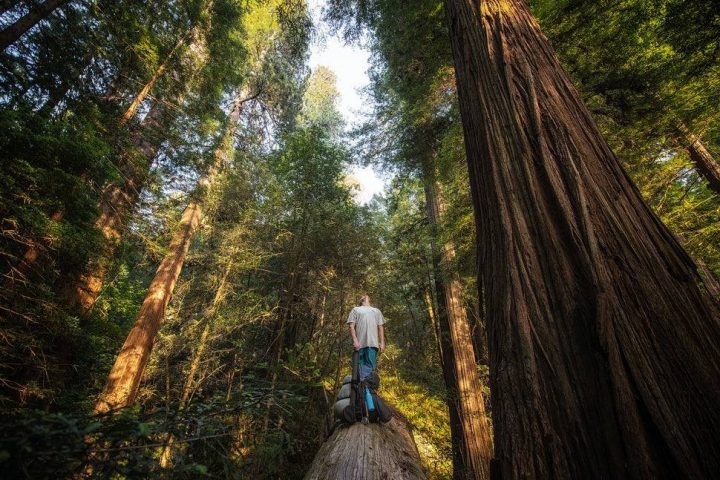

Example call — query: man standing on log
[347,294,386,409]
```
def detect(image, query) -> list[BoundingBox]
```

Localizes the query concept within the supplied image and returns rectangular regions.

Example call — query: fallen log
[304,410,427,480]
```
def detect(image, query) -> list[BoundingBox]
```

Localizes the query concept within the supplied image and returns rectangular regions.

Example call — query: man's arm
[349,323,361,350]
[378,324,385,352]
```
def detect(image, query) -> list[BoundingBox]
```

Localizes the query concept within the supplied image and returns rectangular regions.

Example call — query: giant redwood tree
[443,0,720,478]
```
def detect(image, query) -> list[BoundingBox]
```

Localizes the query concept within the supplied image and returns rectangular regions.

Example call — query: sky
[307,0,386,205]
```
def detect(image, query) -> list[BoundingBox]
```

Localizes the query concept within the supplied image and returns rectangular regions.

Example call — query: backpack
[336,350,392,425]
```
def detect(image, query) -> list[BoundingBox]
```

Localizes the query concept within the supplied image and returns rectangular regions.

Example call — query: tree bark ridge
[304,411,427,480]
[443,0,720,478]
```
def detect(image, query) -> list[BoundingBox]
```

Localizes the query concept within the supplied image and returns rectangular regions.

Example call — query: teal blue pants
[357,347,378,411]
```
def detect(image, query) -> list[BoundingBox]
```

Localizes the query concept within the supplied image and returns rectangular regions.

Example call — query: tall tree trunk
[676,123,720,195]
[425,177,493,480]
[94,93,245,414]
[118,28,192,127]
[425,264,467,480]
[443,1,720,478]
[0,0,67,50]
[62,101,169,316]
[66,22,210,315]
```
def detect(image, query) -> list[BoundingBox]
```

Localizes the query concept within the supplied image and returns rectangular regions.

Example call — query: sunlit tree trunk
[65,24,211,315]
[119,28,192,127]
[425,261,467,480]
[444,0,720,478]
[676,123,720,195]
[0,0,68,50]
[425,177,493,480]
[94,93,246,414]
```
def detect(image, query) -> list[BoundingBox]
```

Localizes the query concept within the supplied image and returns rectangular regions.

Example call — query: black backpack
[341,350,392,424]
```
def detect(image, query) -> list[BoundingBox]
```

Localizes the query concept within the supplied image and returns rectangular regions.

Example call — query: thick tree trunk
[94,94,245,414]
[676,123,720,195]
[425,178,493,480]
[443,0,720,478]
[304,412,426,480]
[0,0,67,50]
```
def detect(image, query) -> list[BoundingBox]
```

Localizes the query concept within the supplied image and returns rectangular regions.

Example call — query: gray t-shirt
[347,305,386,349]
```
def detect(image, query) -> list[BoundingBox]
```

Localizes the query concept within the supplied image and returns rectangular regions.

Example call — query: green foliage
[530,0,720,273]
[2,0,718,478]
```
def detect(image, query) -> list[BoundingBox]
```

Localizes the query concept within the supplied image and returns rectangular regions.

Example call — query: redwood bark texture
[304,413,426,480]
[425,179,493,480]
[94,97,243,414]
[0,0,68,50]
[443,0,720,478]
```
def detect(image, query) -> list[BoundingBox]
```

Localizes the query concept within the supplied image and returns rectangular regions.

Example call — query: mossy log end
[304,410,427,480]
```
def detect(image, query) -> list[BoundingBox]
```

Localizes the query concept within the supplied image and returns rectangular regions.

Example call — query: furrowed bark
[443,0,720,478]
[425,177,492,480]
[94,93,245,414]
[304,411,426,480]
[0,0,68,50]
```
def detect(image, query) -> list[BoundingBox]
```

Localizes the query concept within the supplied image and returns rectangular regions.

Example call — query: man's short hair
[357,294,369,306]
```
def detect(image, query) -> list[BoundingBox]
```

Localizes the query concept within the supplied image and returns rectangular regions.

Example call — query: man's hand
[379,341,385,353]
[349,323,360,350]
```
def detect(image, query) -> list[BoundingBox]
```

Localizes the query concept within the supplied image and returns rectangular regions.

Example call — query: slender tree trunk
[0,0,67,50]
[94,93,245,414]
[466,303,488,366]
[426,265,467,480]
[444,1,720,478]
[676,123,720,195]
[3,209,63,286]
[119,28,191,127]
[65,21,211,314]
[425,178,493,480]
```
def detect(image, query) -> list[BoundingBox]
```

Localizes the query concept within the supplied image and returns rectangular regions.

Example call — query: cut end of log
[304,410,427,480]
